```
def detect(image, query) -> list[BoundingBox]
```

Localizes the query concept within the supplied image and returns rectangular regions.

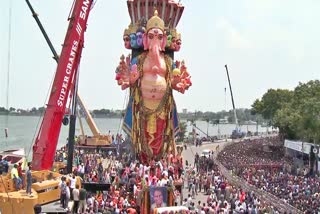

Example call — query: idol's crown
[146,10,165,32]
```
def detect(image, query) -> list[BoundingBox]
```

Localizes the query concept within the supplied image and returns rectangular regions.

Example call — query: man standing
[11,164,22,190]
[59,176,67,209]
[72,184,80,213]
[17,162,24,188]
[0,157,4,175]
[65,182,71,211]
[69,174,76,200]
[78,186,87,213]
[26,162,33,196]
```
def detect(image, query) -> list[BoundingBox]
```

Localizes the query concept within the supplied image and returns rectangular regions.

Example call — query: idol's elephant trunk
[149,41,162,67]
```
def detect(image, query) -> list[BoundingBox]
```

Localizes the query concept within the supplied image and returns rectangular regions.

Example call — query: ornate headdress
[170,28,181,39]
[123,28,130,36]
[176,32,181,40]
[146,10,165,32]
[171,29,177,38]
[128,23,138,35]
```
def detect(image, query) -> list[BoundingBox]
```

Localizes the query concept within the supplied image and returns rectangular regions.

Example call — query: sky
[0,0,319,113]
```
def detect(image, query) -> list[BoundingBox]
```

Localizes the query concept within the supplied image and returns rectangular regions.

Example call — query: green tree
[0,107,8,113]
[293,80,320,107]
[252,89,294,121]
[38,107,46,114]
[30,107,37,114]
[254,80,320,144]
[293,81,320,143]
[273,106,300,139]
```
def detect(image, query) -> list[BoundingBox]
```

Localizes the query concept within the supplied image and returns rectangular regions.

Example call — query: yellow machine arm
[76,93,100,137]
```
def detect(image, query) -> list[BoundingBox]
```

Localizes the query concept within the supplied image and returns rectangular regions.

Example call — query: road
[180,140,228,205]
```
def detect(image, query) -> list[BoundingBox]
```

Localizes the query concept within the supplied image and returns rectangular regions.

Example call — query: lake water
[0,115,268,159]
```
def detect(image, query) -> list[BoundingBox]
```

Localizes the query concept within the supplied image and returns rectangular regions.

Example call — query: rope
[91,0,98,10]
[26,53,57,161]
[117,88,129,135]
[4,8,30,212]
[4,0,13,145]
[68,0,76,20]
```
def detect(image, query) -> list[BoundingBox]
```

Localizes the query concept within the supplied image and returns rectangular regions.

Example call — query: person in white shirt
[69,174,76,200]
[87,195,94,212]
[157,161,164,171]
[78,163,85,178]
[72,184,80,213]
[139,164,144,177]
[162,170,168,178]
[65,182,71,211]
[130,162,136,172]
[187,194,193,207]
[160,176,169,187]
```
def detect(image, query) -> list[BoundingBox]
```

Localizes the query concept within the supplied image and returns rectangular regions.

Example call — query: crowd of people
[217,136,320,213]
[180,150,280,214]
[53,134,303,213]
[4,132,320,213]
[55,142,185,213]
[218,137,287,170]
[0,158,33,196]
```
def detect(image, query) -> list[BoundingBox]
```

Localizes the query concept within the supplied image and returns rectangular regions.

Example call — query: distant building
[182,108,187,114]
[219,116,229,124]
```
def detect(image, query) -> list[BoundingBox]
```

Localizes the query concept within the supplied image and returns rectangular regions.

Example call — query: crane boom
[26,0,105,172]
[32,0,94,170]
[225,64,239,129]
[77,92,101,136]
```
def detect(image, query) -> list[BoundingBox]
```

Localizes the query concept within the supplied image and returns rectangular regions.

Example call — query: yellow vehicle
[0,170,61,213]
[0,0,97,212]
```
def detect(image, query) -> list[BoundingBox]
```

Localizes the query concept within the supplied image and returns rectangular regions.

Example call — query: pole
[25,0,59,62]
[207,120,209,138]
[225,64,238,129]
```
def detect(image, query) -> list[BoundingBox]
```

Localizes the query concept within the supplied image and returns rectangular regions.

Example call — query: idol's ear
[143,33,148,50]
[161,34,167,51]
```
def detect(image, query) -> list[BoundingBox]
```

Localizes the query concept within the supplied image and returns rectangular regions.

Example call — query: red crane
[32,0,94,170]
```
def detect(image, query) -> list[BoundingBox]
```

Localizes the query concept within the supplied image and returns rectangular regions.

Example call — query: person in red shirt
[17,162,24,188]
[92,175,98,182]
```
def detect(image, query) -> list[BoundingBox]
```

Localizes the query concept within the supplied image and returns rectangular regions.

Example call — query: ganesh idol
[115,10,191,163]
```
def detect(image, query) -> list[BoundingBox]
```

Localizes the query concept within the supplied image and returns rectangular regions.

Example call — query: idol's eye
[176,40,181,45]
[123,37,130,42]
[158,34,163,40]
[148,33,154,40]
